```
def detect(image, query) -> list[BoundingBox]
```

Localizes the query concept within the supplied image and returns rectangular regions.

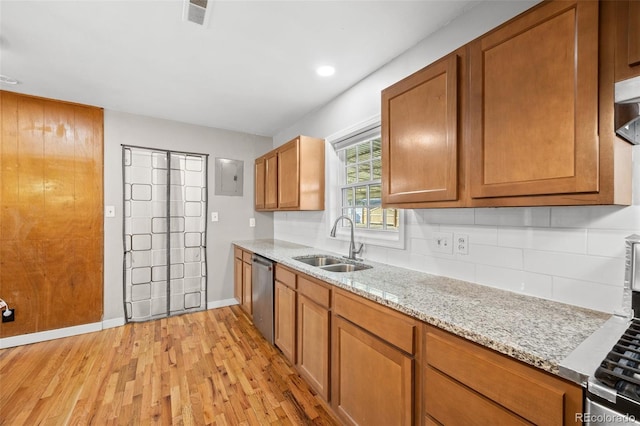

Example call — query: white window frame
[326,115,405,250]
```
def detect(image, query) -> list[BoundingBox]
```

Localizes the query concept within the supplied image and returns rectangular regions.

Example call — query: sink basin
[293,255,372,273]
[293,255,343,267]
[320,263,372,273]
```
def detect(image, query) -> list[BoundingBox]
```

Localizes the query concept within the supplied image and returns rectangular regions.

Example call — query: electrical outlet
[455,233,469,255]
[432,232,453,254]
[2,309,14,323]
[249,218,256,227]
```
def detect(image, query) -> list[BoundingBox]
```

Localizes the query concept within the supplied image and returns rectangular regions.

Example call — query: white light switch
[249,218,256,227]
[211,212,219,222]
[105,205,116,218]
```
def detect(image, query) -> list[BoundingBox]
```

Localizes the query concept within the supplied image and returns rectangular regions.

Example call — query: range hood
[615,77,640,145]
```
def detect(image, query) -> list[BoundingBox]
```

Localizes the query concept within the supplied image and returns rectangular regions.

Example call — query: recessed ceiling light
[0,75,19,85]
[316,66,335,77]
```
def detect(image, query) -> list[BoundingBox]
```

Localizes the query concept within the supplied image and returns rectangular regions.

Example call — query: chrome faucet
[330,215,364,260]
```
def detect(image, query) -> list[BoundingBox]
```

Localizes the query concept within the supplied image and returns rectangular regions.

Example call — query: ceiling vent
[183,0,210,26]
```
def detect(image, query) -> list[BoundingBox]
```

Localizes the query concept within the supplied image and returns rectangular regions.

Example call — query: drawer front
[234,246,242,260]
[275,265,297,289]
[425,326,568,425]
[333,290,415,355]
[298,275,330,308]
[242,250,253,263]
[425,366,530,426]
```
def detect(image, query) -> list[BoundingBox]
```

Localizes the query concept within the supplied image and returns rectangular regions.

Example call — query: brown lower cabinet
[332,289,418,426]
[332,316,414,426]
[264,257,585,425]
[425,325,583,425]
[298,291,331,400]
[233,246,252,318]
[274,265,297,363]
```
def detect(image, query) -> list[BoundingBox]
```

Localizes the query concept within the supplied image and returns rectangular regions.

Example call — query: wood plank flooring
[0,306,340,425]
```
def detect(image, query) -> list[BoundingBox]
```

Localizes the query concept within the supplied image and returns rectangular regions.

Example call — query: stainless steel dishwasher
[251,254,274,344]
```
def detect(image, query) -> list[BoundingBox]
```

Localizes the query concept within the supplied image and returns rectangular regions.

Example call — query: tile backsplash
[274,147,640,314]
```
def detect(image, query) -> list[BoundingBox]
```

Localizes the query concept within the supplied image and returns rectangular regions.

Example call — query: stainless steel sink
[293,255,372,273]
[319,263,372,273]
[293,255,343,267]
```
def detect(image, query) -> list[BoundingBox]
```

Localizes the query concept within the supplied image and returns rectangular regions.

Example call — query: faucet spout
[330,215,363,260]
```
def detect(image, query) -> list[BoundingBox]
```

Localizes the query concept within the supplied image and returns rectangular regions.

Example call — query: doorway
[122,146,208,322]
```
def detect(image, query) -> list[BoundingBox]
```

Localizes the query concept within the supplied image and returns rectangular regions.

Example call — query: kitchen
[1,0,640,424]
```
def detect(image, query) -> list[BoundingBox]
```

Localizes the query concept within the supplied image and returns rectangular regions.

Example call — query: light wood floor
[0,306,340,425]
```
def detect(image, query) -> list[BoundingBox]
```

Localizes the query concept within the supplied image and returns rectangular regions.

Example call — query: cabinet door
[265,153,278,210]
[275,280,296,364]
[425,325,583,425]
[241,260,252,317]
[382,53,459,205]
[297,293,330,400]
[630,1,640,69]
[616,0,640,81]
[255,158,265,210]
[234,256,243,304]
[332,316,413,426]
[469,0,599,199]
[277,138,300,209]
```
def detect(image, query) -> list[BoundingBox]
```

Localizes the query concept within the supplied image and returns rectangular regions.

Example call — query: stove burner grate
[595,318,640,403]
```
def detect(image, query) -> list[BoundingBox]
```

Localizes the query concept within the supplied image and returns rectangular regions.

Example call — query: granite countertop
[234,239,616,385]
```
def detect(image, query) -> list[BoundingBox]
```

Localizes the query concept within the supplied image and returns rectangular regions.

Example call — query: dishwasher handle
[252,256,273,270]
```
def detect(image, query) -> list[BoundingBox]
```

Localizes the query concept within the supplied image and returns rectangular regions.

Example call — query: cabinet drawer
[425,326,581,425]
[242,250,252,263]
[333,290,416,355]
[298,275,330,308]
[425,366,529,425]
[275,265,296,289]
[234,246,242,260]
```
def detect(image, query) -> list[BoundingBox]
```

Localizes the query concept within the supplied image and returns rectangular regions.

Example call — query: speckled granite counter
[233,239,614,384]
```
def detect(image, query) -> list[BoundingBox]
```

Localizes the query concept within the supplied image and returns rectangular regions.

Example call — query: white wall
[271,0,639,314]
[104,111,273,322]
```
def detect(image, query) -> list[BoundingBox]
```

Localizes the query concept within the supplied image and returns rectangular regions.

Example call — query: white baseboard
[102,317,126,329]
[0,322,103,349]
[207,298,239,310]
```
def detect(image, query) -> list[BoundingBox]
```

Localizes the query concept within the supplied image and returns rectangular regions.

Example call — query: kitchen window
[338,136,399,231]
[330,119,404,249]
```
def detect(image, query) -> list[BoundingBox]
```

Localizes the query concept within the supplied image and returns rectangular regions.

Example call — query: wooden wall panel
[0,91,103,338]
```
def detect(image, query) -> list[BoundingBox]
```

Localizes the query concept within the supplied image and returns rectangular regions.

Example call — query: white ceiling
[0,0,477,137]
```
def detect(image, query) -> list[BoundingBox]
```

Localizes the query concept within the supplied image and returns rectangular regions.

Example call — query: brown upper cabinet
[615,0,640,82]
[382,50,465,208]
[264,152,278,210]
[470,0,600,202]
[254,157,266,210]
[255,135,325,211]
[382,0,633,208]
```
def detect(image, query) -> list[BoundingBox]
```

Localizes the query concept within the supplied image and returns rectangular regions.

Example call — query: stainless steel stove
[586,236,640,425]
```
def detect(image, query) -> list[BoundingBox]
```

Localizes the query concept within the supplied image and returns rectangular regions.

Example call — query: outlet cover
[432,232,453,254]
[454,233,469,255]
